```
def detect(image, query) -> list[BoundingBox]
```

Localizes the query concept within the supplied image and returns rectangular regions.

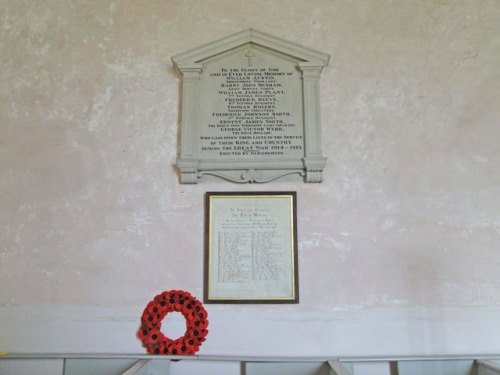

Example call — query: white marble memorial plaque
[172,29,329,183]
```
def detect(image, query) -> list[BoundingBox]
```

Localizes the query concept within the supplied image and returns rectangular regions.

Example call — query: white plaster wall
[1,0,500,357]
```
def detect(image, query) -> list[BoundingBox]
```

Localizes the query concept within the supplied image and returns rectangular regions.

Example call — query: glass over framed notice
[204,192,298,303]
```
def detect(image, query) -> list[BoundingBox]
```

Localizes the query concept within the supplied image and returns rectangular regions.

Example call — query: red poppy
[184,336,199,352]
[196,309,208,320]
[182,302,194,314]
[160,291,170,301]
[198,329,208,338]
[191,318,208,330]
[161,344,170,355]
[197,336,206,343]
[146,302,163,315]
[169,290,178,300]
[168,341,184,355]
[147,329,162,344]
[177,291,190,300]
[147,346,160,355]
[141,313,160,328]
[174,302,183,311]
[183,311,196,322]
[137,327,149,341]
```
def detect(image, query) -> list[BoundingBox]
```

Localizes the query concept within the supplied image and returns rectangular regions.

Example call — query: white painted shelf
[1,354,500,375]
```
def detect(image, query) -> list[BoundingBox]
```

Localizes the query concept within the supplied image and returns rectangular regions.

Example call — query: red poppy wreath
[137,290,209,355]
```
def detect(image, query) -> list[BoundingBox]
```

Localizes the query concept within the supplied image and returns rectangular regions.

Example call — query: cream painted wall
[1,0,500,356]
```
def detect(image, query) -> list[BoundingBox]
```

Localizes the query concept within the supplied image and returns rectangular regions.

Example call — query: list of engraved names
[217,207,286,284]
[199,65,304,158]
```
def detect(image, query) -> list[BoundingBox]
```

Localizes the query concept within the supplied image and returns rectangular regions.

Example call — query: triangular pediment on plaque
[172,29,329,184]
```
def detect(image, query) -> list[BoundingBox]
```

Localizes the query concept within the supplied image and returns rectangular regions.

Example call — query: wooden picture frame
[204,192,298,303]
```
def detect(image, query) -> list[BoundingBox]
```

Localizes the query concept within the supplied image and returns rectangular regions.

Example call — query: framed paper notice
[204,192,298,303]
